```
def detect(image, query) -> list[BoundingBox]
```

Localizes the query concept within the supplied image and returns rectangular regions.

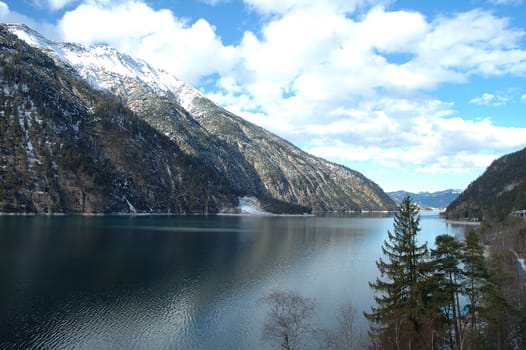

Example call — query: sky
[1,0,526,193]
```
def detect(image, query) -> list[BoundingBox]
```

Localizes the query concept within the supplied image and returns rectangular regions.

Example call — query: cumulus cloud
[43,0,79,11]
[202,5,526,182]
[470,92,511,106]
[242,0,385,15]
[302,95,525,175]
[225,7,525,110]
[57,1,237,84]
[0,1,8,16]
[307,125,521,175]
[407,9,526,85]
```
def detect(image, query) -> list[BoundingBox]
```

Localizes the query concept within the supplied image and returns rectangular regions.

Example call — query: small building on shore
[511,210,526,218]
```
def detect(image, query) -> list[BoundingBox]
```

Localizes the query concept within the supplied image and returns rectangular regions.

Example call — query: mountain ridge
[388,189,462,209]
[445,147,526,219]
[0,24,395,214]
[0,26,245,214]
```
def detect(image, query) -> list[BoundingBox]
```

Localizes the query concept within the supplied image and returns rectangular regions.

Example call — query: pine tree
[462,229,495,348]
[431,234,465,349]
[366,196,431,349]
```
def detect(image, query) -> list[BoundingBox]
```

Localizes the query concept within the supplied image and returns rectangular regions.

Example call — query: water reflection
[0,214,468,349]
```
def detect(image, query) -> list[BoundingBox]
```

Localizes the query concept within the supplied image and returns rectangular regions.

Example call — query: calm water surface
[0,213,468,349]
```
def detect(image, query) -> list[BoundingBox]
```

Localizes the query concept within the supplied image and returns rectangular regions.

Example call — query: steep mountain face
[445,147,526,219]
[2,24,396,213]
[388,190,461,209]
[0,26,237,213]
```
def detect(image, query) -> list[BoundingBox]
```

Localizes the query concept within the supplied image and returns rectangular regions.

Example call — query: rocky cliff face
[445,147,526,219]
[1,24,396,213]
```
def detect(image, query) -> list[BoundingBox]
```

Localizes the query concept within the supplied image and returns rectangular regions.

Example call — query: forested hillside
[445,147,526,219]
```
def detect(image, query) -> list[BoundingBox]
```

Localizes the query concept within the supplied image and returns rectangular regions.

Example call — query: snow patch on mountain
[7,24,202,111]
[511,250,526,273]
[238,197,269,215]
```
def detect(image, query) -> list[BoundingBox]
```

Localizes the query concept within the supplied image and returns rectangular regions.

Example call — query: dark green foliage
[431,234,465,348]
[462,230,490,338]
[258,197,312,215]
[445,147,526,219]
[429,231,501,349]
[365,196,433,349]
[475,215,526,349]
[366,198,520,349]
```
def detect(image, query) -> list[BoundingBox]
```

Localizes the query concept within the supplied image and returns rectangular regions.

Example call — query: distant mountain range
[0,24,395,214]
[445,147,526,220]
[388,190,462,209]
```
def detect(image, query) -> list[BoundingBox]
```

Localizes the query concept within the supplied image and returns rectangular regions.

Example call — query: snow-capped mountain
[8,24,200,109]
[0,24,395,213]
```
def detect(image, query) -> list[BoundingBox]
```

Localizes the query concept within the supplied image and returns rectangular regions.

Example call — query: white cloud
[29,2,526,124]
[198,0,230,5]
[470,92,511,106]
[46,0,78,10]
[242,0,386,15]
[57,1,237,84]
[414,153,499,174]
[302,96,526,176]
[0,1,7,14]
[488,0,523,5]
[406,9,526,86]
[31,0,83,11]
[203,6,526,179]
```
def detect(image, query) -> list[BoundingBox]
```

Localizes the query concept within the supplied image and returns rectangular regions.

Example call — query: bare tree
[323,303,362,349]
[261,291,317,350]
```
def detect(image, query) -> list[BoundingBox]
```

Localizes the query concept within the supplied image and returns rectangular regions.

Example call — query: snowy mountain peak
[6,24,202,111]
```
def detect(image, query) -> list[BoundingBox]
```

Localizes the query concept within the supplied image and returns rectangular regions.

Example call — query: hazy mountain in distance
[388,190,462,209]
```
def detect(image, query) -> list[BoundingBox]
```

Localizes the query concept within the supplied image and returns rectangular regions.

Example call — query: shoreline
[445,219,481,226]
[0,210,396,217]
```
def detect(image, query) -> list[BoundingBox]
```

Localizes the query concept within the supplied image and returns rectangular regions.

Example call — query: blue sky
[1,0,526,192]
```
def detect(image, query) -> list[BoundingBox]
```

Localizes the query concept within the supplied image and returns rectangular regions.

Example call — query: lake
[0,212,469,349]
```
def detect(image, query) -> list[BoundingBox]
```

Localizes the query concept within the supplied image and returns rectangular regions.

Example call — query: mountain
[0,26,241,214]
[388,190,462,209]
[0,24,395,214]
[445,147,526,220]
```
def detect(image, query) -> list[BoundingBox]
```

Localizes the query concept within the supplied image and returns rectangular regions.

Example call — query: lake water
[0,212,468,349]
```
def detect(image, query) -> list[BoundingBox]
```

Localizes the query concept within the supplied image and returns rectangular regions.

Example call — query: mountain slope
[445,147,526,219]
[389,190,461,209]
[2,24,395,213]
[0,26,238,213]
